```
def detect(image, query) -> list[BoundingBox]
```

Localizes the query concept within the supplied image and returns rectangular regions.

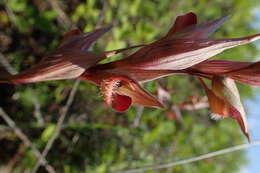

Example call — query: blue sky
[244,95,260,173]
[240,8,260,173]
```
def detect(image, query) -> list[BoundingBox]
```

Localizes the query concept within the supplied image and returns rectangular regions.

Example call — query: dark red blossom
[81,12,260,117]
[1,12,260,140]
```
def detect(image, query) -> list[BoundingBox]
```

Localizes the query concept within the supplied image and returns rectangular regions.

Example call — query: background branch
[46,0,72,28]
[0,53,17,75]
[0,107,56,173]
[31,80,80,173]
[114,140,260,173]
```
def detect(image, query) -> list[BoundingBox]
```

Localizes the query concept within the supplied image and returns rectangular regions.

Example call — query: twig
[4,3,17,27]
[1,143,25,173]
[32,97,44,126]
[0,53,17,75]
[179,102,209,111]
[95,0,107,26]
[113,140,260,173]
[132,106,144,128]
[46,0,72,28]
[179,96,209,111]
[0,107,56,173]
[31,80,80,173]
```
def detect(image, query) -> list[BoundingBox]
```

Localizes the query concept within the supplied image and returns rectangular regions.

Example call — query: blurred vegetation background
[0,0,260,173]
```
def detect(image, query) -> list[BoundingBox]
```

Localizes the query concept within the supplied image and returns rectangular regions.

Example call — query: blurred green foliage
[0,0,260,173]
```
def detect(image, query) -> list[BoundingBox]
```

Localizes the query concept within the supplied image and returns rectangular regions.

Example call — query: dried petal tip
[245,132,251,143]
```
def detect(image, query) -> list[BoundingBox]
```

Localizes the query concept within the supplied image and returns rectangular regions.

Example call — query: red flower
[80,12,260,115]
[199,76,249,141]
[1,12,260,139]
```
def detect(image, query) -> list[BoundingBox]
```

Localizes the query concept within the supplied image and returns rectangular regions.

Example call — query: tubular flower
[199,77,249,141]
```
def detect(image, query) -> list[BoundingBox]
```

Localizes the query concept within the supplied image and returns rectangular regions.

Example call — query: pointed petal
[100,76,163,112]
[59,29,81,47]
[212,76,250,141]
[60,25,113,51]
[164,12,197,38]
[192,60,260,86]
[229,105,251,141]
[191,60,251,74]
[179,15,229,39]
[63,29,81,38]
[117,77,164,108]
[2,25,113,84]
[119,34,260,71]
[7,51,106,83]
[225,61,260,86]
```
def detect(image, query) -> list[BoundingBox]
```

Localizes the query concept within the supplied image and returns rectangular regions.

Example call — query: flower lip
[100,75,164,112]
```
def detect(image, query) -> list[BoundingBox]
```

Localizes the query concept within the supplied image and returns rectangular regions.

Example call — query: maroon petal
[117,34,260,71]
[191,60,252,74]
[1,26,113,84]
[163,12,197,38]
[190,60,260,86]
[59,25,113,51]
[59,29,81,47]
[225,61,260,86]
[163,12,228,39]
[212,76,250,141]
[5,51,106,84]
[179,15,229,39]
